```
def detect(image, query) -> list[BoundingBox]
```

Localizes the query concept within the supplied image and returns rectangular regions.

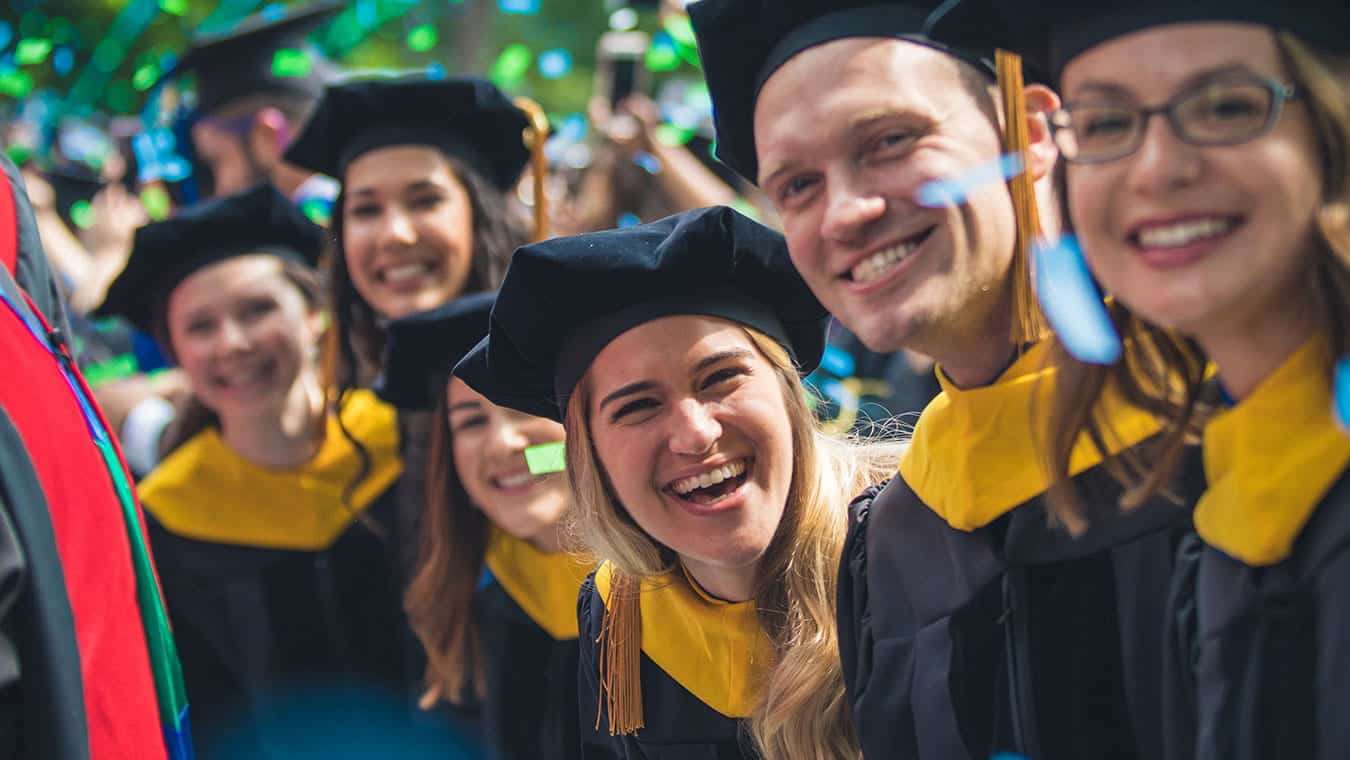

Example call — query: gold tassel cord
[596,571,644,736]
[514,96,551,242]
[996,49,1050,346]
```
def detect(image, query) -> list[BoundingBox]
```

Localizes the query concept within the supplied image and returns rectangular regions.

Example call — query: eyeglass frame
[1048,75,1300,164]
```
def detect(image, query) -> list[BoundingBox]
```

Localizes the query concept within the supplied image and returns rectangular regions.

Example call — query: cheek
[451,436,487,498]
[422,205,474,267]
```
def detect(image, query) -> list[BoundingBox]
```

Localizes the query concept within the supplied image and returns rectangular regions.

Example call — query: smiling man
[691,2,1205,758]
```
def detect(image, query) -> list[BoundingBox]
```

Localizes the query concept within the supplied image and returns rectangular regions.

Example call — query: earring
[1032,234,1122,365]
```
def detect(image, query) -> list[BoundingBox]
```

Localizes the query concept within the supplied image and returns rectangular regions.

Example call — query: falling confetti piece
[0,23,12,51]
[425,62,446,80]
[1335,358,1350,430]
[132,62,159,91]
[525,441,566,475]
[654,123,694,147]
[140,185,172,220]
[0,70,33,98]
[538,48,571,79]
[490,43,532,89]
[617,212,641,228]
[407,24,437,52]
[16,38,52,65]
[731,198,761,222]
[498,0,541,14]
[917,152,1025,208]
[53,46,74,75]
[272,48,312,78]
[633,152,662,174]
[70,199,96,229]
[645,32,681,72]
[158,0,189,16]
[1032,235,1121,365]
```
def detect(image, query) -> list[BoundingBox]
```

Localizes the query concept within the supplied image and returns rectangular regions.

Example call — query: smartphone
[596,31,650,109]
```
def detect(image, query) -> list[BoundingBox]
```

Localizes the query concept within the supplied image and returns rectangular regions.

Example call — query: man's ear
[249,107,293,166]
[1023,84,1062,182]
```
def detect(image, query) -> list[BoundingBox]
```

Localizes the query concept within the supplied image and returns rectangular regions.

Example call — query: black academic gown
[1161,336,1350,760]
[837,345,1206,760]
[475,579,582,760]
[577,570,760,760]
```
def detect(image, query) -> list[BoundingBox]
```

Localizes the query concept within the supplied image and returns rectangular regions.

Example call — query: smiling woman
[458,206,905,760]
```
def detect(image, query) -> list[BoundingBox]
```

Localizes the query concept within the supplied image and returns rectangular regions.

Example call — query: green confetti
[732,197,761,222]
[140,186,171,221]
[69,199,95,229]
[82,354,139,387]
[524,441,566,475]
[490,43,533,89]
[272,48,312,78]
[158,0,189,15]
[655,123,695,147]
[299,198,330,227]
[16,38,52,65]
[132,63,160,91]
[407,24,437,52]
[645,41,681,72]
[5,145,33,166]
[0,70,34,98]
[663,15,697,48]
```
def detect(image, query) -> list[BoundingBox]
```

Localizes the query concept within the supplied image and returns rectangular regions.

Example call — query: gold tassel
[996,49,1049,346]
[514,96,551,242]
[595,570,644,735]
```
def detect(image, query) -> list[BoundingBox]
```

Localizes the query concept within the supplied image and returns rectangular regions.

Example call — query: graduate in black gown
[457,207,903,759]
[95,186,464,759]
[689,1,1206,758]
[377,293,588,760]
[989,1,1350,756]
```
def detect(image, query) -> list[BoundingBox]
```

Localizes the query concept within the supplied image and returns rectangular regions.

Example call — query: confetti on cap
[272,48,312,78]
[1032,235,1121,365]
[525,441,566,475]
[917,152,1025,208]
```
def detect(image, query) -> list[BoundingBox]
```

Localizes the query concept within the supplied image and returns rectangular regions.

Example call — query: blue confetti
[820,344,856,377]
[0,22,11,52]
[538,48,572,79]
[1334,357,1350,430]
[498,0,541,14]
[425,62,446,80]
[53,46,73,75]
[617,213,641,228]
[917,152,1026,208]
[633,151,662,174]
[558,113,587,142]
[260,3,286,22]
[1032,235,1122,365]
[356,0,377,28]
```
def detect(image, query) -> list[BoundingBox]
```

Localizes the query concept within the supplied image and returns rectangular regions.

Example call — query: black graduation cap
[454,205,829,422]
[282,75,532,191]
[689,0,1002,183]
[166,0,342,116]
[375,291,496,411]
[985,0,1350,85]
[95,184,325,334]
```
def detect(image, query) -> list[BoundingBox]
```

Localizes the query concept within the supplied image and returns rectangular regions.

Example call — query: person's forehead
[1061,22,1281,96]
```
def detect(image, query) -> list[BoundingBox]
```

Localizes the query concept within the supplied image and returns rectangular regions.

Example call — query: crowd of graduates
[1,0,1348,758]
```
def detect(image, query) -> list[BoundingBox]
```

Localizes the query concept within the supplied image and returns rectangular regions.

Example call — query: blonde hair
[1045,31,1350,520]
[565,324,904,760]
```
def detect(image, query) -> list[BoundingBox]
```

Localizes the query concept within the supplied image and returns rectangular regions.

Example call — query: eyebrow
[759,108,917,187]
[1070,63,1263,101]
[597,380,658,414]
[347,179,445,200]
[447,400,485,414]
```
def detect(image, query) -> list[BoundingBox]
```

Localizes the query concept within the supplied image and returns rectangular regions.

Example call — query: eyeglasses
[1049,76,1299,164]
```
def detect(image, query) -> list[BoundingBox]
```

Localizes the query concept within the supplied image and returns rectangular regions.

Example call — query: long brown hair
[156,259,325,456]
[565,325,904,759]
[403,391,492,705]
[1044,33,1350,521]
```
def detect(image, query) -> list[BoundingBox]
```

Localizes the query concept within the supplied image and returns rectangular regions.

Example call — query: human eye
[1075,107,1136,139]
[409,193,445,211]
[700,366,748,391]
[870,130,916,158]
[777,174,819,204]
[450,414,489,433]
[610,397,660,424]
[185,319,213,336]
[239,298,276,321]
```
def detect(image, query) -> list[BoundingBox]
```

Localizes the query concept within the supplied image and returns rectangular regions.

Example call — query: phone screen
[610,59,638,108]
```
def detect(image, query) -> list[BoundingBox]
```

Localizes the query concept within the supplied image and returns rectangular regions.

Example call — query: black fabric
[144,486,462,760]
[984,0,1350,86]
[94,184,325,333]
[462,206,828,422]
[162,1,340,116]
[283,75,531,190]
[4,156,72,344]
[577,572,757,759]
[688,0,1000,182]
[837,442,1205,760]
[377,293,495,411]
[1161,468,1350,760]
[0,408,90,760]
[474,580,581,760]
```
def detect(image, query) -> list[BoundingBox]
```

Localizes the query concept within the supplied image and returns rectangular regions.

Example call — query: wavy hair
[565,324,904,760]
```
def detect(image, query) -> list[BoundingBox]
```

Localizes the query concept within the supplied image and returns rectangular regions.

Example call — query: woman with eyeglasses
[993,0,1350,757]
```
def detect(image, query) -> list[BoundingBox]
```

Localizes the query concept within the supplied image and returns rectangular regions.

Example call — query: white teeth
[671,459,747,496]
[496,472,539,489]
[382,263,428,283]
[850,240,920,283]
[1136,218,1235,249]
